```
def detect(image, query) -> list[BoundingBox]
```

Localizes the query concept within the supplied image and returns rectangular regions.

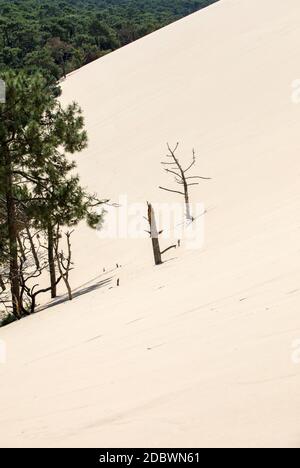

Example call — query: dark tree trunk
[25,224,40,270]
[4,146,21,318]
[17,235,26,262]
[147,203,162,266]
[48,223,57,298]
[0,275,6,292]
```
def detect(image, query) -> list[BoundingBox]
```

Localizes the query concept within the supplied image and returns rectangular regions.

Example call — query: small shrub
[0,313,17,328]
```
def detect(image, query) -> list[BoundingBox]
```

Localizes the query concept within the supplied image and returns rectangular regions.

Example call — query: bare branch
[159,186,185,196]
[186,176,211,180]
[165,168,182,179]
[160,245,177,255]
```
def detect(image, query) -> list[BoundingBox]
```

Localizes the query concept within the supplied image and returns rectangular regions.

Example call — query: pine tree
[0,70,100,317]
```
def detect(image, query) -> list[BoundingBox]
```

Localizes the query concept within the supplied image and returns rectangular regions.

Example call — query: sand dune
[1,0,300,448]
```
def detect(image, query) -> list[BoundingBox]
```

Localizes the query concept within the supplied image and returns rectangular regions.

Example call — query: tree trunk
[30,295,36,315]
[183,181,193,221]
[62,275,73,301]
[48,223,57,298]
[54,230,73,301]
[25,224,40,270]
[147,203,162,266]
[17,235,26,262]
[0,275,6,292]
[4,147,21,318]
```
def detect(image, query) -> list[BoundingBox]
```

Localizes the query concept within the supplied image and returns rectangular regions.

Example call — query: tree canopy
[0,0,218,80]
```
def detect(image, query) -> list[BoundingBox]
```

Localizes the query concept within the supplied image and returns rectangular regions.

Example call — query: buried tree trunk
[147,202,162,266]
[147,202,176,266]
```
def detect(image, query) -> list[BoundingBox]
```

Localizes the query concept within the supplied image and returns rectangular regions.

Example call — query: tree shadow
[39,276,113,312]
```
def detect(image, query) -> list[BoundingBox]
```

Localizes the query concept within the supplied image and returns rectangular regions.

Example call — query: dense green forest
[0,0,218,81]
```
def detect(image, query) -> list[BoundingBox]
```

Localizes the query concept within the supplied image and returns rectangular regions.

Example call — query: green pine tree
[0,70,102,317]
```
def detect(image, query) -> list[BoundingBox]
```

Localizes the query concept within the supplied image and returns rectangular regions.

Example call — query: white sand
[1,0,300,448]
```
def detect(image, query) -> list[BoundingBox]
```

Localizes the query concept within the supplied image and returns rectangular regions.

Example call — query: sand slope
[1,0,300,448]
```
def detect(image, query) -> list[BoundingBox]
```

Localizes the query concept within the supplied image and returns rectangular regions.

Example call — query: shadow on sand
[39,276,113,312]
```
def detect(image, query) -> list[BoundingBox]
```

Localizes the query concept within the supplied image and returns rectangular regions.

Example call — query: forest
[0,0,218,82]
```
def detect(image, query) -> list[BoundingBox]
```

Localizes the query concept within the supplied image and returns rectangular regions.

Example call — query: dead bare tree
[159,143,211,221]
[18,229,62,315]
[146,202,176,266]
[54,227,74,301]
[1,224,73,318]
[0,192,85,321]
